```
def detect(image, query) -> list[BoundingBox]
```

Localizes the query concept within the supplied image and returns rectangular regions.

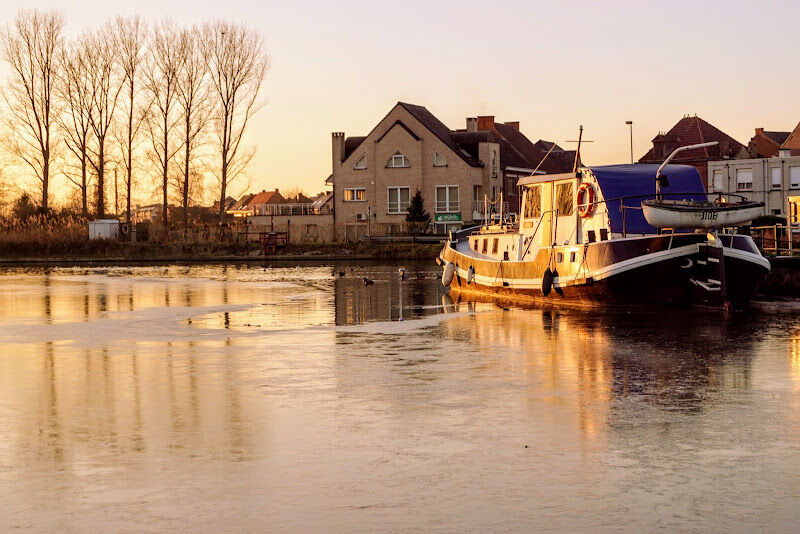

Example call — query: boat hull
[439,233,769,310]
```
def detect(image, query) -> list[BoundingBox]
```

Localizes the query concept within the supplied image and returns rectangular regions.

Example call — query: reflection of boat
[437,145,770,313]
[641,198,764,229]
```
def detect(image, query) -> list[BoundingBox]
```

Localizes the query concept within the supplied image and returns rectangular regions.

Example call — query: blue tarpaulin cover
[588,164,707,234]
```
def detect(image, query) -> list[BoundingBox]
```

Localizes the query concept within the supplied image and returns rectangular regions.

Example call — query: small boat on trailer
[437,146,770,313]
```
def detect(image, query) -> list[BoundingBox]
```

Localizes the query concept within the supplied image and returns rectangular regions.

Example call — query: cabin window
[503,251,509,261]
[771,168,782,189]
[556,183,574,216]
[492,238,499,254]
[587,230,596,243]
[524,185,541,219]
[557,252,563,263]
[434,151,447,167]
[570,251,577,263]
[600,228,608,241]
[791,167,800,189]
[353,154,367,170]
[482,239,488,254]
[473,239,478,251]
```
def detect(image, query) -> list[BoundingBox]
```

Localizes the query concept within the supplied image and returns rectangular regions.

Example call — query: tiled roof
[449,131,493,160]
[343,137,366,160]
[248,190,287,206]
[765,131,790,145]
[490,123,577,173]
[781,122,800,152]
[398,102,482,167]
[639,115,746,162]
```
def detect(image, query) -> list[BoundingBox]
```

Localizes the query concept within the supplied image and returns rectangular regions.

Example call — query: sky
[2,0,800,200]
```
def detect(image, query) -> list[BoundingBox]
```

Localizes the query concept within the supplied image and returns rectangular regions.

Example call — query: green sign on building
[434,213,462,222]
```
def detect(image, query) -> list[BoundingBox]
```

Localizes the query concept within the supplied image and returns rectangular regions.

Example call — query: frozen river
[1,263,800,532]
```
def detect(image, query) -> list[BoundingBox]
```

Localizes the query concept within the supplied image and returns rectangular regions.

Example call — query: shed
[88,219,120,240]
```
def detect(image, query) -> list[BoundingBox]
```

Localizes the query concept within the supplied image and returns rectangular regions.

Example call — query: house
[227,189,287,217]
[330,102,501,239]
[639,115,748,188]
[462,116,577,213]
[780,122,800,156]
[707,153,800,218]
[748,128,790,158]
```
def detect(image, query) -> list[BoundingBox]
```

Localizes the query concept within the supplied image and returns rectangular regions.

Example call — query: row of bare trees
[0,10,269,226]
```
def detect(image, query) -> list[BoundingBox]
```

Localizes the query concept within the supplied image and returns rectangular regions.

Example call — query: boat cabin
[467,164,708,262]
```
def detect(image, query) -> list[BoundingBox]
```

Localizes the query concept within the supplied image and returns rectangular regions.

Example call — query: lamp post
[625,121,633,164]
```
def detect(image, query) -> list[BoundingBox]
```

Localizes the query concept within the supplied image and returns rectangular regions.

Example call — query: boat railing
[521,208,559,260]
[748,225,797,256]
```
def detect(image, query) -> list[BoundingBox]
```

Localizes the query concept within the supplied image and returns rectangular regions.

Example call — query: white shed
[88,219,120,240]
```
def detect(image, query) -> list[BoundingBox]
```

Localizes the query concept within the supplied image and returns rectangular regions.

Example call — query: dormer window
[353,154,366,170]
[434,151,447,167]
[387,153,409,168]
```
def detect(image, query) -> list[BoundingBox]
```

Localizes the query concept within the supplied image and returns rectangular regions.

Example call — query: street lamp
[625,121,633,164]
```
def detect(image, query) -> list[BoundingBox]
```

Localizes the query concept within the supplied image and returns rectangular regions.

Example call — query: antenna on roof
[565,125,594,174]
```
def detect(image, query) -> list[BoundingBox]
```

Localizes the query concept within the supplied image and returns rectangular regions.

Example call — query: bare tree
[175,25,210,230]
[84,29,122,218]
[201,20,269,224]
[0,10,65,210]
[56,39,94,215]
[144,20,181,227]
[111,15,149,223]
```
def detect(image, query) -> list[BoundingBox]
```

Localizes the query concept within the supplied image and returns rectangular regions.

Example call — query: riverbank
[0,240,443,265]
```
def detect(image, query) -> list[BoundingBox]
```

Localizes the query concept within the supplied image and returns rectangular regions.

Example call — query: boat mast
[655,141,718,199]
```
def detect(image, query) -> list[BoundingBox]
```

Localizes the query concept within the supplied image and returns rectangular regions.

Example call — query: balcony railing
[472,201,509,218]
[251,203,332,216]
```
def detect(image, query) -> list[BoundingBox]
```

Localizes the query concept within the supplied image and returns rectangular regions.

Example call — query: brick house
[462,115,577,213]
[639,115,748,189]
[748,128,791,158]
[330,102,501,239]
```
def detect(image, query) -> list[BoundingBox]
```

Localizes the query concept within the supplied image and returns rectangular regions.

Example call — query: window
[473,239,478,251]
[587,230,596,243]
[771,168,782,189]
[353,154,366,170]
[434,151,447,167]
[492,238,499,254]
[736,169,753,191]
[524,185,541,219]
[387,153,409,168]
[481,239,488,254]
[435,186,459,213]
[491,150,498,178]
[599,228,608,241]
[791,167,800,189]
[387,186,410,214]
[772,209,782,216]
[556,183,574,216]
[570,251,577,263]
[343,188,365,201]
[711,169,725,192]
[556,252,563,263]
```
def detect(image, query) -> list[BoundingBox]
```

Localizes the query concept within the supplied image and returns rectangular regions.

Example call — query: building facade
[331,102,500,239]
[707,155,800,217]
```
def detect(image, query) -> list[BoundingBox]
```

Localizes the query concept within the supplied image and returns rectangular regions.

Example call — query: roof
[764,131,790,145]
[588,164,706,234]
[639,115,746,162]
[249,190,287,206]
[228,193,255,211]
[491,123,577,174]
[398,102,483,167]
[781,122,800,152]
[343,137,367,160]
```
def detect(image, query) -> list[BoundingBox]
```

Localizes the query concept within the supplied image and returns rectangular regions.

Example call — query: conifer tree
[405,189,430,235]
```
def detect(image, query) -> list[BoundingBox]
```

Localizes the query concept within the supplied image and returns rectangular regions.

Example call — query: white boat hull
[642,202,763,229]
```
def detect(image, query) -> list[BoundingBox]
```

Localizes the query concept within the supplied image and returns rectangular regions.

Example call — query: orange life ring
[577,182,595,218]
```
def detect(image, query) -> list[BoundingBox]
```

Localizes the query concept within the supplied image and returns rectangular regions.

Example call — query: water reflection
[1,264,800,531]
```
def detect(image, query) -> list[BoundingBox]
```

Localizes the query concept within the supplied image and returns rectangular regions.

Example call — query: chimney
[331,132,346,168]
[477,116,495,131]
[755,127,764,136]
[504,121,520,131]
[466,117,478,132]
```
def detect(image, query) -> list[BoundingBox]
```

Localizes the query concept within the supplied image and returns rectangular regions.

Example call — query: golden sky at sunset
[2,0,799,201]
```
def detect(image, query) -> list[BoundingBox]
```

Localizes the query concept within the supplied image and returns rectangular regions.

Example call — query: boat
[436,145,771,313]
[641,198,764,229]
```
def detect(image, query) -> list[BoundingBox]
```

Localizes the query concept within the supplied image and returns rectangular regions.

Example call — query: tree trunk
[42,156,49,211]
[126,91,133,223]
[97,142,105,218]
[81,155,88,216]
[183,127,190,232]
[218,155,227,225]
